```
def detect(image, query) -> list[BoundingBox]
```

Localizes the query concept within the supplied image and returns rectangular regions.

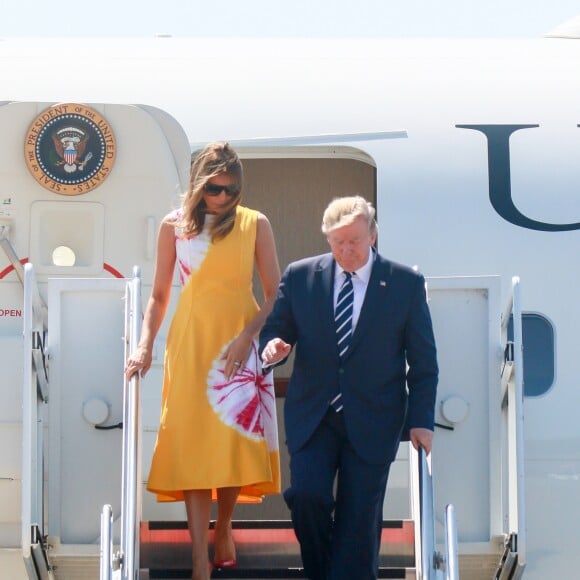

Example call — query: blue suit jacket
[259,251,438,465]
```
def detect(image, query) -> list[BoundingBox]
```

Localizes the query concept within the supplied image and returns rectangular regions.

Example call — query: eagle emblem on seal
[51,127,93,173]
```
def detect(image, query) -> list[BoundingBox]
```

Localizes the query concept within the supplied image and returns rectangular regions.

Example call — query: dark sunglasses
[204,183,240,197]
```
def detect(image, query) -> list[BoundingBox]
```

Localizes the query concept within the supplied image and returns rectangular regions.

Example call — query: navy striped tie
[331,271,354,412]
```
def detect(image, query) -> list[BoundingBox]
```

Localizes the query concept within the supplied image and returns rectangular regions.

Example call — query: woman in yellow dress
[125,142,281,580]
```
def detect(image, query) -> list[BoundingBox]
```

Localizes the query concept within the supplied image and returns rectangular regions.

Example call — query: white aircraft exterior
[0,32,579,578]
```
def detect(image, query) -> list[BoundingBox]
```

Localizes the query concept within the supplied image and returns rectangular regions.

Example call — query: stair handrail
[1,230,48,328]
[444,504,459,580]
[22,263,50,579]
[118,266,143,580]
[499,276,526,574]
[0,226,25,285]
[420,447,437,577]
[4,232,48,402]
[410,445,459,579]
[97,268,143,580]
[410,445,444,579]
[100,504,114,580]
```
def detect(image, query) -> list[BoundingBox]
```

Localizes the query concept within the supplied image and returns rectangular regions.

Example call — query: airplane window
[52,245,76,267]
[508,313,555,397]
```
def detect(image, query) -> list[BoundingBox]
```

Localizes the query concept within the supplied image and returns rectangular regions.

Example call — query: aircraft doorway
[229,147,377,520]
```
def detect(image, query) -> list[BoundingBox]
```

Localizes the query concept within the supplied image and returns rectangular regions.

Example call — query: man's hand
[261,338,292,366]
[409,428,434,455]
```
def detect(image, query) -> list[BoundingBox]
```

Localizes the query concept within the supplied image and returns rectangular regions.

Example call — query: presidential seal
[24,103,116,195]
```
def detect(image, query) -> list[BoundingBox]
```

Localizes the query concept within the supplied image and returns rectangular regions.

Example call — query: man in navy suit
[260,196,438,580]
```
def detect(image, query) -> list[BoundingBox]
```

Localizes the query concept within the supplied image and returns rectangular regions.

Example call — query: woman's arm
[223,212,281,378]
[125,219,176,379]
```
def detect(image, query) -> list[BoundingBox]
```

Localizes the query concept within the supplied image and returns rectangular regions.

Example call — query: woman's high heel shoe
[213,522,236,569]
[213,558,237,569]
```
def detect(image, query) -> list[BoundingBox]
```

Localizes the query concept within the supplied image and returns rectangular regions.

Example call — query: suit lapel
[346,255,393,357]
[314,254,337,351]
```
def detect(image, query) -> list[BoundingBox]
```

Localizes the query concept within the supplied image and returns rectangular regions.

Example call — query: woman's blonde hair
[177,141,243,241]
[321,195,378,236]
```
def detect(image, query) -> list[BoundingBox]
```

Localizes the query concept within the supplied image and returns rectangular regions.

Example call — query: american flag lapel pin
[380,280,387,287]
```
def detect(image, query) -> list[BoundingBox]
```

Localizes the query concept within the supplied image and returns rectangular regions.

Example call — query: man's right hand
[261,338,292,366]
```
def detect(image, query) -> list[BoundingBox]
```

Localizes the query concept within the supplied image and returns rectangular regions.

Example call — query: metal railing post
[22,263,50,578]
[511,277,526,568]
[411,445,446,579]
[498,276,526,577]
[119,268,142,580]
[100,504,113,580]
[444,504,459,580]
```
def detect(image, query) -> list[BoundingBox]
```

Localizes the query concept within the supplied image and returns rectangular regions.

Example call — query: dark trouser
[284,408,391,580]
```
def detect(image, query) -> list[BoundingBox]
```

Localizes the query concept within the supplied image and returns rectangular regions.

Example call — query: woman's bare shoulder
[162,208,181,222]
[255,210,272,225]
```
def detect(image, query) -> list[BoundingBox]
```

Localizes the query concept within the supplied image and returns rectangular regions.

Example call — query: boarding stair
[99,268,456,579]
[108,454,454,579]
[16,259,527,579]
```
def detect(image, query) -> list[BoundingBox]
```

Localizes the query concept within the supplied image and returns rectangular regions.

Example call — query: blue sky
[1,0,579,38]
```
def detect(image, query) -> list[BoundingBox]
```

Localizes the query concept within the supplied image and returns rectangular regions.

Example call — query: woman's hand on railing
[125,345,152,380]
[409,427,434,455]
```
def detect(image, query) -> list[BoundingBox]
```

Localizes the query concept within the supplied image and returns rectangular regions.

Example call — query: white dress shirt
[333,248,375,331]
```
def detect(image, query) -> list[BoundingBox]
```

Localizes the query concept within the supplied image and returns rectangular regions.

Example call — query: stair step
[145,567,412,579]
[141,520,415,575]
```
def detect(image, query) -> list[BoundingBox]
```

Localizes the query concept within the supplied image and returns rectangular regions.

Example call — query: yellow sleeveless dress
[147,205,280,502]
